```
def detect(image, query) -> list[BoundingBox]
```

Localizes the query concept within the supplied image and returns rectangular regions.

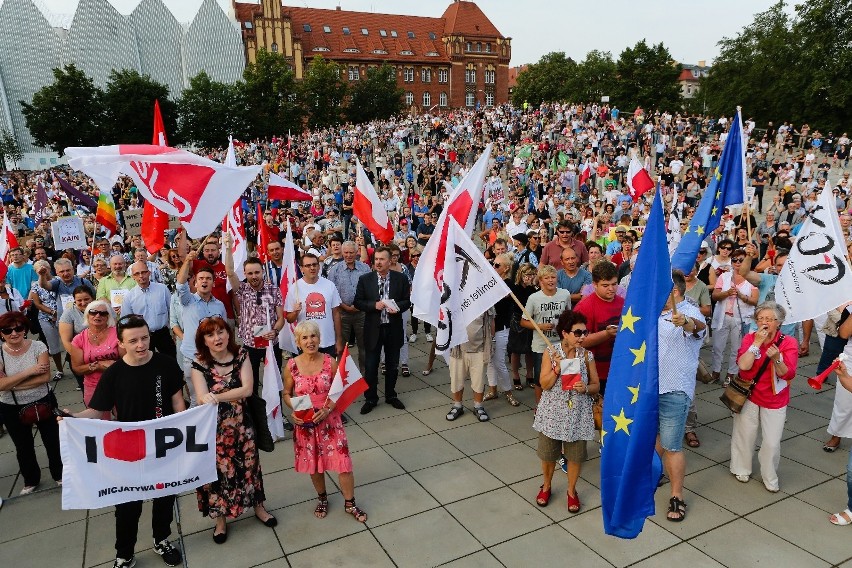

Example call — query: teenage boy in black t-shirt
[65,315,185,568]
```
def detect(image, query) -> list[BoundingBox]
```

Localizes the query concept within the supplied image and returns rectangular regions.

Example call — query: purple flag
[33,182,48,225]
[55,175,98,211]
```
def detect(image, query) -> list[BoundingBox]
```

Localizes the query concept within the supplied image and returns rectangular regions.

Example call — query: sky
[38,0,789,66]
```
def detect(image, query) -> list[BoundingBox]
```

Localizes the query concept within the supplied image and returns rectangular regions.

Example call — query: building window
[439,92,448,107]
[429,32,437,40]
[348,66,360,81]
[271,42,278,53]
[466,42,472,52]
[405,91,414,106]
[244,21,253,28]
[403,67,414,82]
[423,92,431,107]
[465,91,475,107]
[421,68,431,83]
[408,31,415,38]
[486,43,491,53]
[465,64,476,84]
[400,50,414,56]
[323,25,331,33]
[379,29,387,37]
[390,30,397,37]
[342,27,350,35]
[484,66,495,84]
[438,68,448,83]
[343,48,360,53]
[476,42,482,52]
[303,24,311,32]
[485,92,494,107]
[361,28,368,35]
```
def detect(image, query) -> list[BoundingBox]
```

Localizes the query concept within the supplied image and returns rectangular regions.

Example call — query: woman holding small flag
[283,320,367,523]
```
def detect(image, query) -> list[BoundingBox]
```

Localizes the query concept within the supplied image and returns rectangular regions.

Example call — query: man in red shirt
[540,221,589,268]
[573,261,623,395]
[192,238,234,320]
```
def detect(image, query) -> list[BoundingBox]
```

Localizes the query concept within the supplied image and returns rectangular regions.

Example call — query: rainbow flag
[96,190,117,236]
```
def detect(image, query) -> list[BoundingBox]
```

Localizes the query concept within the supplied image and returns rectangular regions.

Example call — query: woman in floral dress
[191,317,276,544]
[283,320,367,523]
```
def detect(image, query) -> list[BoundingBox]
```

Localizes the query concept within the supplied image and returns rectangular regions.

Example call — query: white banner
[775,188,852,324]
[51,216,86,250]
[59,404,218,510]
[435,217,511,354]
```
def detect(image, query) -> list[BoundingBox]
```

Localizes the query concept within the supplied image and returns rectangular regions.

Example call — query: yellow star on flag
[627,384,640,404]
[600,429,608,446]
[696,225,705,235]
[629,341,646,366]
[613,408,633,435]
[682,225,690,234]
[621,307,641,333]
[716,190,721,199]
[711,206,718,216]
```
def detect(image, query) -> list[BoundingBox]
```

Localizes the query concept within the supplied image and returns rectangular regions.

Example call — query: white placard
[123,209,143,236]
[744,185,755,205]
[110,289,127,309]
[51,216,86,250]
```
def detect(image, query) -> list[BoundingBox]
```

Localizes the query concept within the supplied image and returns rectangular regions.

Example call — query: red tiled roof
[678,69,699,82]
[285,6,451,63]
[441,1,503,38]
[234,2,261,24]
[508,65,527,89]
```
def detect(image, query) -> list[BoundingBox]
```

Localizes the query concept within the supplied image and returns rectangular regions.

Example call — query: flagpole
[508,291,555,351]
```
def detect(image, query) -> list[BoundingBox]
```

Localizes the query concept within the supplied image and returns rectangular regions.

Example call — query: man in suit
[354,246,411,414]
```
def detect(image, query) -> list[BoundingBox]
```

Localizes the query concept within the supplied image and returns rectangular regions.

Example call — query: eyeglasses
[557,230,571,235]
[755,317,777,323]
[411,254,421,258]
[719,246,733,251]
[302,263,319,269]
[0,325,26,335]
[731,257,745,263]
[88,310,110,317]
[493,263,502,268]
[570,329,590,337]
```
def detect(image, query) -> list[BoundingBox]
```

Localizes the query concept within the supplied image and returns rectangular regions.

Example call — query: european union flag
[671,109,746,273]
[601,184,672,538]
[527,180,536,213]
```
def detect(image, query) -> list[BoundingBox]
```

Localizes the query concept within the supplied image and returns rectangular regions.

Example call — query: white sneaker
[19,485,38,495]
[426,333,434,342]
[408,334,417,343]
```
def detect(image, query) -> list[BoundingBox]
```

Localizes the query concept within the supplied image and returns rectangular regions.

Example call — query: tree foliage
[703,0,852,131]
[612,40,682,112]
[572,50,617,104]
[102,69,177,144]
[347,63,404,124]
[301,56,348,129]
[20,64,105,155]
[0,129,22,168]
[511,52,577,107]
[242,48,302,138]
[177,71,248,147]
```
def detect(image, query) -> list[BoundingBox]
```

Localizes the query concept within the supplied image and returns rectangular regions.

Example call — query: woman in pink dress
[283,320,366,523]
[68,300,122,417]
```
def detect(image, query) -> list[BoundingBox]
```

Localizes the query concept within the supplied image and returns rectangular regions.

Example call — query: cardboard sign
[51,216,86,250]
[123,209,143,236]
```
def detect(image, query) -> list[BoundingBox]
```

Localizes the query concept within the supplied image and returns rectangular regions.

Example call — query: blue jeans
[658,391,691,452]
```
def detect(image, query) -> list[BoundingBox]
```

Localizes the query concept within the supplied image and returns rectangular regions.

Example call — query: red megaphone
[808,359,842,390]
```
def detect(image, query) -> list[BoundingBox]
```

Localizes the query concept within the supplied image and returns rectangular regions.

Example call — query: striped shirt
[658,300,705,399]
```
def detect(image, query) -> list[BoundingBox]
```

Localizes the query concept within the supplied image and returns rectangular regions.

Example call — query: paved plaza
[1,336,850,568]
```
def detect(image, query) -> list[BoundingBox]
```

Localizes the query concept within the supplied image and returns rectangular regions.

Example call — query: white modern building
[0,0,246,170]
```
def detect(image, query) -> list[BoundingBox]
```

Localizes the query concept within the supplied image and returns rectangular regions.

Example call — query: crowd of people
[1,102,851,566]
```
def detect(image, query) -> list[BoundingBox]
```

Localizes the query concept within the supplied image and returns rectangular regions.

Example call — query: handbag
[720,335,783,413]
[592,395,603,431]
[696,359,714,384]
[245,394,275,453]
[2,346,57,425]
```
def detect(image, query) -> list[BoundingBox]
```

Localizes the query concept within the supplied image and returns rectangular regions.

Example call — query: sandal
[567,491,581,513]
[830,509,852,526]
[505,392,520,407]
[314,492,328,519]
[685,432,700,448]
[483,389,498,401]
[667,496,687,522]
[401,364,411,377]
[344,498,368,523]
[824,437,841,452]
[526,376,535,388]
[513,379,524,391]
[446,406,464,421]
[536,485,551,507]
[421,368,433,376]
[474,406,490,422]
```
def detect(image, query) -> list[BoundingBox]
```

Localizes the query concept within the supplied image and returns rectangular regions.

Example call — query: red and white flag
[579,160,591,187]
[65,144,262,238]
[0,210,19,262]
[141,100,171,253]
[268,172,312,201]
[261,343,287,441]
[278,220,300,354]
[626,157,654,199]
[327,345,368,414]
[353,160,393,243]
[152,99,167,146]
[222,138,247,289]
[256,203,270,264]
[412,143,493,327]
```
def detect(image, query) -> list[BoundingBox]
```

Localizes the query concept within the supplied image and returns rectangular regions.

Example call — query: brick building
[232,0,511,110]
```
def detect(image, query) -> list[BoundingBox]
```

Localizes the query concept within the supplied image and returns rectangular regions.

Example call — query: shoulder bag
[2,347,58,426]
[720,334,784,414]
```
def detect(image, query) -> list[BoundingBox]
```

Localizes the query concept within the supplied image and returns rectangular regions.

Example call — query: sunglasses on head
[0,325,26,335]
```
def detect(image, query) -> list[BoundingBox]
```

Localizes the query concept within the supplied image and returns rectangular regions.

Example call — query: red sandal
[567,491,581,513]
[536,485,551,507]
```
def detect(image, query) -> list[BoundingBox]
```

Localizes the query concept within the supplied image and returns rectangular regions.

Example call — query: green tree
[0,129,23,169]
[20,64,105,155]
[511,52,576,107]
[301,56,348,129]
[177,71,249,147]
[347,63,404,123]
[102,69,177,144]
[242,48,302,138]
[572,50,617,103]
[612,40,681,112]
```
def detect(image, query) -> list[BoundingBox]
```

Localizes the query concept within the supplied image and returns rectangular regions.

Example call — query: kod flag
[775,187,852,324]
[59,404,218,510]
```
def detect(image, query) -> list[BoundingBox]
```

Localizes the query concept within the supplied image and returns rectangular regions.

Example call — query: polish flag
[626,157,654,199]
[222,137,247,289]
[411,143,493,326]
[0,210,19,261]
[277,220,300,354]
[579,160,591,187]
[327,345,368,414]
[256,203,270,263]
[268,172,312,201]
[261,343,286,441]
[142,100,170,253]
[352,160,393,243]
[152,99,167,146]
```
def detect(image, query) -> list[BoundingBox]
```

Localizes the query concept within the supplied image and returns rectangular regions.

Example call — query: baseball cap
[615,225,627,233]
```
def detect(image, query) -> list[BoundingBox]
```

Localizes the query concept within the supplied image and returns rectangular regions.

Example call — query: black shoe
[282,419,294,432]
[360,401,377,415]
[153,539,182,566]
[212,526,227,544]
[387,398,406,410]
[256,513,277,528]
[341,413,349,424]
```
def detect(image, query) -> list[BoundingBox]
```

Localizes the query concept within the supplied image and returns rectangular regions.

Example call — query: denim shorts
[658,391,691,451]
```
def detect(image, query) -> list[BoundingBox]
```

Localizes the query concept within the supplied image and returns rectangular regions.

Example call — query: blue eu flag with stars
[671,109,746,273]
[601,183,672,538]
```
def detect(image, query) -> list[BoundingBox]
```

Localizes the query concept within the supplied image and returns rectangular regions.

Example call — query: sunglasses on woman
[0,325,27,335]
[88,310,110,317]
[570,329,589,337]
